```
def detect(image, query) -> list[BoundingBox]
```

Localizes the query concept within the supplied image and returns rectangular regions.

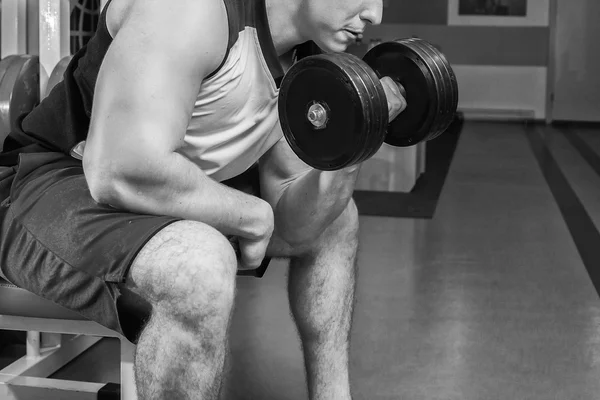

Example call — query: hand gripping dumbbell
[278,38,459,171]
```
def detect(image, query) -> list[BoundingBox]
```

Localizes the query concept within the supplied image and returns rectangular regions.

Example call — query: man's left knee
[322,199,360,248]
[275,200,359,258]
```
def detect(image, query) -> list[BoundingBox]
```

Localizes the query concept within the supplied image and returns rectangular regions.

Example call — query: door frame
[545,0,558,124]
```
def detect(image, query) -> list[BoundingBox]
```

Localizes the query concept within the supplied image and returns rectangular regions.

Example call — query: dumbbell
[278,38,459,171]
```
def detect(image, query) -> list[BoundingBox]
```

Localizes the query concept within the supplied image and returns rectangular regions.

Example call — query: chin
[318,40,348,54]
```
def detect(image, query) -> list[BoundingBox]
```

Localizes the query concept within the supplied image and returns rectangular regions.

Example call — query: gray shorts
[0,151,260,342]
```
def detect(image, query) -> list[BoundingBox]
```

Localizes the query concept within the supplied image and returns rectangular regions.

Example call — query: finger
[240,243,266,270]
[226,235,239,251]
[380,77,398,97]
[381,81,397,113]
[391,82,403,98]
[379,78,406,121]
[396,86,407,113]
[240,254,260,270]
[388,95,403,121]
[227,236,262,270]
[237,261,254,271]
[387,80,407,112]
[398,93,407,113]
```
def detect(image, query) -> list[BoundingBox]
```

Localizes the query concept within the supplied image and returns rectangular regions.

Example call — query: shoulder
[105,0,134,37]
[107,0,232,45]
[105,0,231,76]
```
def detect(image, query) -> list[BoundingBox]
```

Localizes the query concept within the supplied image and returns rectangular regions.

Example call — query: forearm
[273,167,359,245]
[85,150,271,239]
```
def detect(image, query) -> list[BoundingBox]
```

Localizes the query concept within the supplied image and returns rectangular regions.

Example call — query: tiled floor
[226,122,600,399]
[11,121,600,399]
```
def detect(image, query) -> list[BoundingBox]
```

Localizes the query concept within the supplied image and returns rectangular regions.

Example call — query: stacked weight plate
[0,54,40,144]
[46,55,73,97]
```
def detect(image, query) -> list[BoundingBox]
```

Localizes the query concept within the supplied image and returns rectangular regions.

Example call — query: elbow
[87,177,119,206]
[83,154,127,206]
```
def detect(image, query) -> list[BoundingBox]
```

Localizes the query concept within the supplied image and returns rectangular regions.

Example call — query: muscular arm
[259,137,360,246]
[84,0,272,239]
[259,72,406,246]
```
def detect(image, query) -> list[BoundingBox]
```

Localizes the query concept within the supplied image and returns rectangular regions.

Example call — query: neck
[264,0,306,56]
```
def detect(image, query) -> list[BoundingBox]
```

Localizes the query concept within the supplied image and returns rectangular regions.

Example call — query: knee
[329,199,360,244]
[314,199,360,253]
[148,222,238,323]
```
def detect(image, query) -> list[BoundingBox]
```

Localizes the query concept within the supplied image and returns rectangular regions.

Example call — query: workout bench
[0,278,137,400]
[0,53,137,400]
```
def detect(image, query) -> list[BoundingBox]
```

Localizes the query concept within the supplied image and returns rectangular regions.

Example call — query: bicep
[85,0,228,165]
[258,136,313,207]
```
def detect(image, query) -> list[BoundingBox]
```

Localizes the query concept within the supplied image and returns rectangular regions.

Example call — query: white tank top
[71,0,319,182]
[180,0,285,182]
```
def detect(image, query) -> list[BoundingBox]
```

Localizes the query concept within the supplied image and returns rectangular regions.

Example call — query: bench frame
[0,308,137,400]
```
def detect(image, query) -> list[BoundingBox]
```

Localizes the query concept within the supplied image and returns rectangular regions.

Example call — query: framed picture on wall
[448,0,548,26]
[459,0,527,16]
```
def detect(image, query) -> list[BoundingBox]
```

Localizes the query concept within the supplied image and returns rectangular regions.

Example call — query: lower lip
[344,30,358,40]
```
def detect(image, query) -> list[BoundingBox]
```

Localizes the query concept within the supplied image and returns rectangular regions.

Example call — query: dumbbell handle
[305,78,405,130]
[380,74,407,100]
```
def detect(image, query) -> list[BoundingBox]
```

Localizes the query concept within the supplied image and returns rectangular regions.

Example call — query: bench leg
[121,340,137,400]
[26,331,41,358]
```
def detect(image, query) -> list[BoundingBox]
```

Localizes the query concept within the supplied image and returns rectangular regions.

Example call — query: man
[0,0,405,398]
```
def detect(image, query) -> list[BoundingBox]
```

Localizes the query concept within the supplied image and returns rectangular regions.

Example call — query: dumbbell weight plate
[318,54,373,168]
[407,38,458,141]
[0,56,20,137]
[46,55,73,98]
[0,55,40,137]
[279,54,380,170]
[402,39,448,141]
[363,40,436,147]
[347,56,389,164]
[331,53,388,166]
[0,56,17,81]
[363,38,458,147]
[10,55,40,134]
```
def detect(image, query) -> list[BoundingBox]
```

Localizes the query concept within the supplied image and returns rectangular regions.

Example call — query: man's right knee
[126,221,238,326]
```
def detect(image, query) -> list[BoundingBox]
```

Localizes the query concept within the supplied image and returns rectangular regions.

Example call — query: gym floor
[3,120,600,399]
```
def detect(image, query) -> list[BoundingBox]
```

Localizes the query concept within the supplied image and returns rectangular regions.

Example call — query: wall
[551,0,600,122]
[352,0,551,120]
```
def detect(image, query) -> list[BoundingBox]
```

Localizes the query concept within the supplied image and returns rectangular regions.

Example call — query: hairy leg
[270,201,360,400]
[122,221,238,400]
